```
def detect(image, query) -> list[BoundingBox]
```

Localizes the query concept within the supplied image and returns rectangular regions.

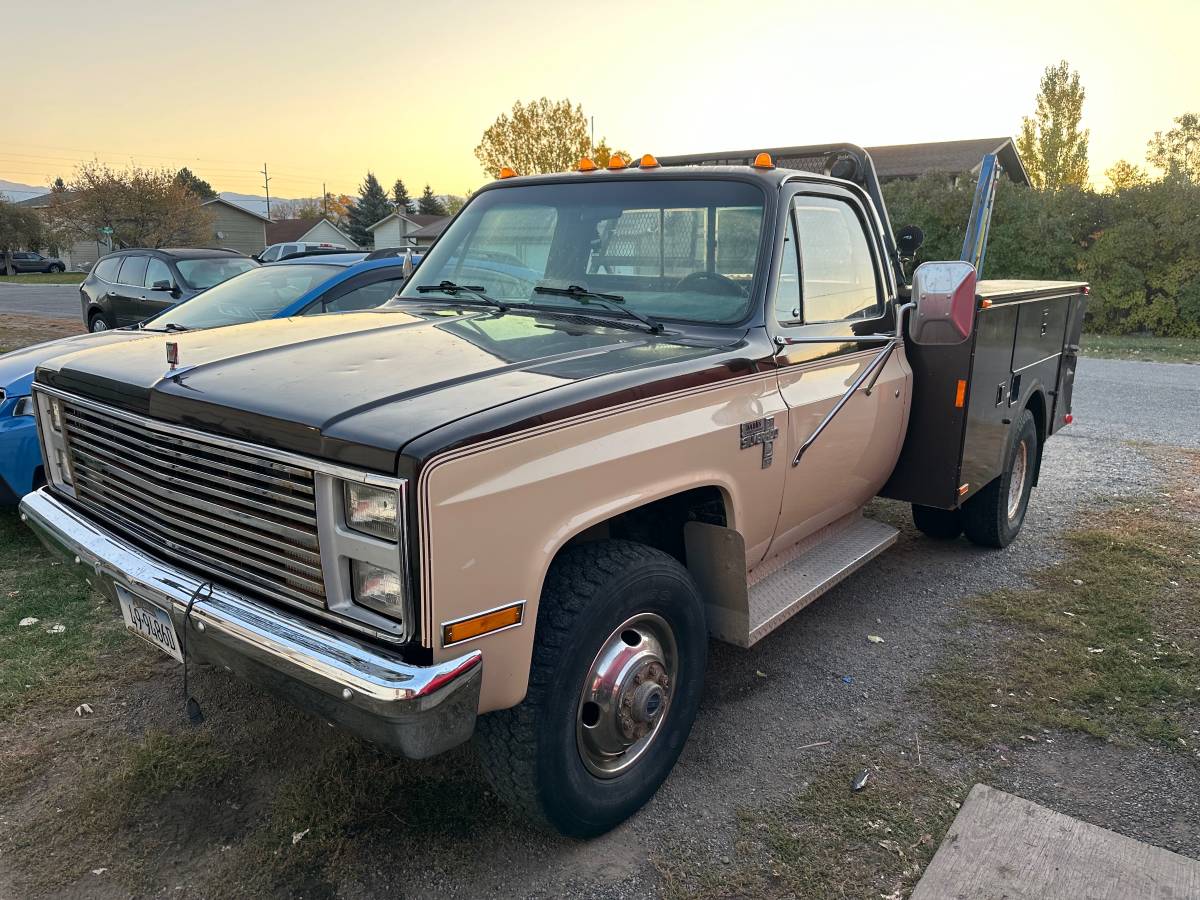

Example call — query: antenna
[260,163,272,220]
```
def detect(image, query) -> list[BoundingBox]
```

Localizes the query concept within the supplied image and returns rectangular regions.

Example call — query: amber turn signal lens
[954,379,967,408]
[443,603,524,646]
[578,157,597,172]
[980,297,993,308]
[753,152,774,169]
[498,166,518,179]
[607,154,628,170]
[639,153,660,168]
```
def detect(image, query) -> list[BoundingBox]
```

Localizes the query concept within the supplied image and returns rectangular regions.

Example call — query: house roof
[200,197,272,223]
[366,211,449,232]
[865,138,1029,185]
[407,218,450,239]
[266,217,321,243]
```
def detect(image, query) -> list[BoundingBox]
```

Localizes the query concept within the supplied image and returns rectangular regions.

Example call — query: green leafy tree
[1104,160,1148,192]
[50,177,67,193]
[1146,113,1200,182]
[0,199,46,275]
[346,172,392,247]
[475,97,623,177]
[392,179,413,213]
[173,167,217,201]
[1017,60,1090,190]
[444,193,469,215]
[417,184,448,216]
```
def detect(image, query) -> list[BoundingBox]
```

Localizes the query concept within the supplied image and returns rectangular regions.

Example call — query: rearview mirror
[909,261,976,346]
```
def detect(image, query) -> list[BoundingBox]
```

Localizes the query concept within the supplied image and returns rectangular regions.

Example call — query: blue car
[0,251,419,505]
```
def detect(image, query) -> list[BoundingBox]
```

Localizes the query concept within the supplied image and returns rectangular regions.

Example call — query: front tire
[961,409,1038,548]
[475,540,707,837]
[88,311,110,332]
[49,264,65,273]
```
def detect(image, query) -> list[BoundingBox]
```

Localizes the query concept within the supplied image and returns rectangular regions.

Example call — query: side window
[117,254,149,286]
[318,277,406,314]
[793,195,882,324]
[145,257,173,289]
[260,246,280,262]
[773,213,802,322]
[281,244,300,259]
[93,256,121,282]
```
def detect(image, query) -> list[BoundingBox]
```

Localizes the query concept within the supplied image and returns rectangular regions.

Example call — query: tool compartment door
[1051,293,1088,434]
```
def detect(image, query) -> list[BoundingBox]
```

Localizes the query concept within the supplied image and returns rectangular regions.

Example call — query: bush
[882,173,1200,337]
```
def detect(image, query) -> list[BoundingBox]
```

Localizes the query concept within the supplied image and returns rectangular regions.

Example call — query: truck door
[765,191,911,560]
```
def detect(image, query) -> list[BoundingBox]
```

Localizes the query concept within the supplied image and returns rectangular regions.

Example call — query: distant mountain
[0,179,49,202]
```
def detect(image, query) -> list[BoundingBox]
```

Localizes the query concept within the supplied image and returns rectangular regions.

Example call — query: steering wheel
[674,270,746,296]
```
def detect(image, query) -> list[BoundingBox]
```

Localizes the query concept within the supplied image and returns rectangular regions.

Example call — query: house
[401,217,450,249]
[199,198,270,256]
[366,212,449,250]
[266,217,358,249]
[864,137,1030,186]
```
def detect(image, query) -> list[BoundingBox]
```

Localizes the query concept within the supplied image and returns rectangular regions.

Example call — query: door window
[117,255,149,286]
[773,213,802,323]
[793,196,881,324]
[319,276,406,313]
[281,244,300,258]
[145,257,173,289]
[260,245,280,262]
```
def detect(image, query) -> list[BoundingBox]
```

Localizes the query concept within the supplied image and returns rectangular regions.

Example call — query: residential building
[366,212,449,250]
[266,217,358,249]
[200,198,270,256]
[864,138,1030,186]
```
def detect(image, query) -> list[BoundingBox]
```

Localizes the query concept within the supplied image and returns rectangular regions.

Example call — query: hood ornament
[166,341,179,370]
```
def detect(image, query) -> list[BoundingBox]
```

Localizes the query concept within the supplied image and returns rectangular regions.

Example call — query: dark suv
[3,251,66,274]
[80,248,258,332]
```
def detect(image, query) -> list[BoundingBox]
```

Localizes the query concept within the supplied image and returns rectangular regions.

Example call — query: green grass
[0,508,137,716]
[926,506,1200,750]
[0,272,83,285]
[1081,333,1200,363]
[656,750,966,900]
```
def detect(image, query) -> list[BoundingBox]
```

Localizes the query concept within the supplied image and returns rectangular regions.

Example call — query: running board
[685,513,898,648]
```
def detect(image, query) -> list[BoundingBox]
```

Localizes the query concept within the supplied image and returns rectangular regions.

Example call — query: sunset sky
[2,0,1195,201]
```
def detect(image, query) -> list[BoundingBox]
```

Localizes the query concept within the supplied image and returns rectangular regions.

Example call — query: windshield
[146,264,341,330]
[398,179,766,325]
[175,257,259,290]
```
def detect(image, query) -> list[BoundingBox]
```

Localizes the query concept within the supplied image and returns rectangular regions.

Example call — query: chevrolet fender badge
[166,341,179,370]
[739,416,779,469]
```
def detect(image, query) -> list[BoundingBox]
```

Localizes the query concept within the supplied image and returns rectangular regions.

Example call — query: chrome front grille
[60,399,325,607]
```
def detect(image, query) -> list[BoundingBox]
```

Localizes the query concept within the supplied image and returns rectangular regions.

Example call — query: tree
[290,198,324,219]
[591,139,631,169]
[52,161,213,249]
[392,179,413,213]
[1147,113,1200,182]
[0,199,45,275]
[173,167,217,201]
[346,172,393,247]
[417,184,448,216]
[476,97,618,177]
[1016,60,1090,191]
[50,177,67,193]
[444,193,469,215]
[1104,160,1148,192]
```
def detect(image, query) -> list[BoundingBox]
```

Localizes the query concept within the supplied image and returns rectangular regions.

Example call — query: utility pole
[590,116,595,156]
[260,163,272,220]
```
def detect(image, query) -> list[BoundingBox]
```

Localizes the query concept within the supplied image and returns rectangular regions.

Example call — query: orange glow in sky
[1,0,1195,199]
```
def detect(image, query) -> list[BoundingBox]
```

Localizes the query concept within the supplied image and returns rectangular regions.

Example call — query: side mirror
[151,279,174,292]
[896,225,925,262]
[910,261,977,346]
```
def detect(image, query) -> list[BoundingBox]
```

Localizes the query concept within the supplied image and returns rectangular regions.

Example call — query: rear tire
[912,504,962,540]
[50,264,65,273]
[475,540,707,837]
[961,409,1037,548]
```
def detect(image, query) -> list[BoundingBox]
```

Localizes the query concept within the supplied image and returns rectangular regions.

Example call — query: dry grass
[0,314,83,354]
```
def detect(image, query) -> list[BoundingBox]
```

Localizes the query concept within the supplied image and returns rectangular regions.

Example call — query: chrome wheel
[576,612,678,779]
[1007,439,1028,521]
[90,317,108,332]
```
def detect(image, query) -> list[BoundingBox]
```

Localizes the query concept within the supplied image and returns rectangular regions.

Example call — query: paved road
[0,282,83,319]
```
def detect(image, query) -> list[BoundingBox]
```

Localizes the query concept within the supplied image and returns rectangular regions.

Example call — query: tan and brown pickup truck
[20,143,1087,836]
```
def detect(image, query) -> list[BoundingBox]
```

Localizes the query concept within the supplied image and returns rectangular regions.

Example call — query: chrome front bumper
[19,487,482,759]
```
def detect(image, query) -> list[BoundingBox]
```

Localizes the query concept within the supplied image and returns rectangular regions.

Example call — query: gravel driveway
[0,282,83,319]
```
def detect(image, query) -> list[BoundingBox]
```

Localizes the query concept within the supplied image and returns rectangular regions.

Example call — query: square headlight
[343,481,399,541]
[350,559,404,619]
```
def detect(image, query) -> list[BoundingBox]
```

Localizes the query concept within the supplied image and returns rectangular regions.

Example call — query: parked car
[79,248,259,332]
[258,241,348,262]
[2,251,67,274]
[20,144,1087,837]
[0,252,418,505]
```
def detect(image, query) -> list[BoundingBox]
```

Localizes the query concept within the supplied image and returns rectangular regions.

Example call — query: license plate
[116,586,183,663]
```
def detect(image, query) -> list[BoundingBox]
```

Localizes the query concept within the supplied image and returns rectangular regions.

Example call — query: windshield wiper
[140,322,190,332]
[533,284,663,334]
[415,280,508,312]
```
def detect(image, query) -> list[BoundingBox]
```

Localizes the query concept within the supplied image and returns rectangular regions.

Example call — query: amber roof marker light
[753,152,775,169]
[577,157,597,172]
[639,153,660,168]
[498,166,518,179]
[606,154,628,170]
